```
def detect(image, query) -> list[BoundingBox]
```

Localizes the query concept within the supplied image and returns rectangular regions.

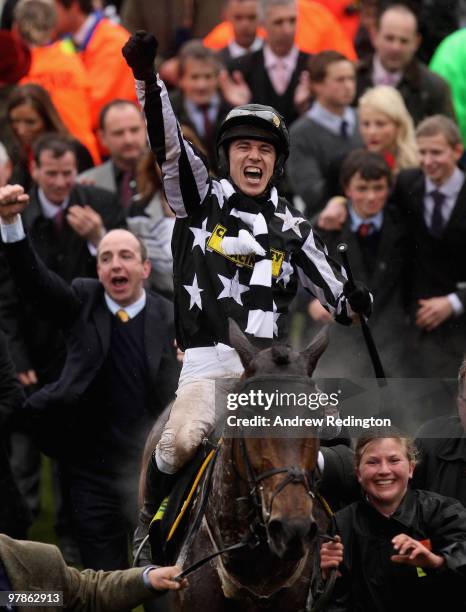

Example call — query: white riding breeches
[155,344,243,474]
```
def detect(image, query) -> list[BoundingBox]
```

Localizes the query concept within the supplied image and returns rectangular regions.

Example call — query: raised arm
[122,32,210,218]
[0,185,81,328]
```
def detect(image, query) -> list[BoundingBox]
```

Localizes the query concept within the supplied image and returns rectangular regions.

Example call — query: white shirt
[263,44,299,95]
[184,94,221,139]
[37,189,69,218]
[228,37,263,59]
[372,54,402,87]
[349,204,384,234]
[105,290,146,319]
[307,101,357,137]
[423,167,464,229]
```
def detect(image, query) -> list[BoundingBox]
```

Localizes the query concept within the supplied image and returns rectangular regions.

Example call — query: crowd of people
[0,0,466,610]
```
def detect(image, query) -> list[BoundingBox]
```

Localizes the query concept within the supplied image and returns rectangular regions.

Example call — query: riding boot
[134,454,178,566]
[145,452,178,516]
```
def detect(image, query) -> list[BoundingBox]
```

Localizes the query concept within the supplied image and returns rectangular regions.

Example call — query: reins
[172,436,338,612]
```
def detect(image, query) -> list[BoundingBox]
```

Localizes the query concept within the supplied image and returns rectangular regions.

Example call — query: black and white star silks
[136,74,353,349]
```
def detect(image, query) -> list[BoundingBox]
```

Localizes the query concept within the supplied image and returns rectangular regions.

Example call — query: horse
[137,321,333,611]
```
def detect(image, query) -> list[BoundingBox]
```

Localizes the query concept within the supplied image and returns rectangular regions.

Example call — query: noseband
[235,437,320,535]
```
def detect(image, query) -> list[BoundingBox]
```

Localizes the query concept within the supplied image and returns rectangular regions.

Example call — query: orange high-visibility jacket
[204,0,356,60]
[21,40,100,164]
[313,0,360,42]
[79,18,137,129]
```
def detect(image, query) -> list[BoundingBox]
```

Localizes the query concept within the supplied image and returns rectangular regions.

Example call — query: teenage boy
[391,115,466,378]
[170,40,232,172]
[308,149,407,378]
[317,114,466,379]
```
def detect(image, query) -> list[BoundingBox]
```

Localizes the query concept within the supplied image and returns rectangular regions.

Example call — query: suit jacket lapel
[410,173,428,228]
[339,222,370,286]
[443,178,466,235]
[22,187,44,229]
[92,295,112,355]
[371,211,395,294]
[144,297,163,391]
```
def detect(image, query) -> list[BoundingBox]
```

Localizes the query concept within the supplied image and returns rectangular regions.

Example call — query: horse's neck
[205,438,251,547]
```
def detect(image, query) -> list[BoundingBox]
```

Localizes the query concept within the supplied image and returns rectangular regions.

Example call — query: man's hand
[344,280,371,317]
[415,297,453,331]
[0,185,29,224]
[18,369,38,387]
[320,535,343,580]
[317,197,348,231]
[122,31,158,80]
[67,205,105,247]
[308,299,333,323]
[218,69,252,107]
[294,70,311,114]
[391,534,445,569]
[147,565,188,590]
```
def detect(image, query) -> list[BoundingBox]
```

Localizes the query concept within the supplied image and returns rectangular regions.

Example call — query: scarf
[220,179,277,339]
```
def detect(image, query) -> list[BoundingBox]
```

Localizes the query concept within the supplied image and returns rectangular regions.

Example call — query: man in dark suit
[355,3,454,124]
[310,149,407,378]
[0,133,126,554]
[390,115,466,379]
[413,356,466,508]
[0,328,30,539]
[222,0,311,126]
[0,183,179,571]
[79,100,148,210]
[0,534,186,612]
[216,0,263,65]
[170,40,232,173]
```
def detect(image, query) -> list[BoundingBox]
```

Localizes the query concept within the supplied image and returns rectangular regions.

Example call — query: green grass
[28,455,57,545]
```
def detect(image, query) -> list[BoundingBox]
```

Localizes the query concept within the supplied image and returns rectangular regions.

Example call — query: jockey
[122,32,371,514]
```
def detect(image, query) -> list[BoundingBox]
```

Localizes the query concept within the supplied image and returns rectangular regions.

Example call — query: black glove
[122,30,158,80]
[343,281,371,316]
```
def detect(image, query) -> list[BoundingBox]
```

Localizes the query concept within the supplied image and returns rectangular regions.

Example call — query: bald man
[0,185,179,571]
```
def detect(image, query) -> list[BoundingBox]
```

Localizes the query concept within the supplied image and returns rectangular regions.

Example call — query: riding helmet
[216,104,290,182]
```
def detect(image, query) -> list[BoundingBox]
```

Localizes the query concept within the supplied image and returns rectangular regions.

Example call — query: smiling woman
[320,429,466,612]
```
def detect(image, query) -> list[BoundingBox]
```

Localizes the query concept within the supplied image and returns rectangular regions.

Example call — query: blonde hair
[354,428,418,469]
[14,0,56,46]
[358,85,419,172]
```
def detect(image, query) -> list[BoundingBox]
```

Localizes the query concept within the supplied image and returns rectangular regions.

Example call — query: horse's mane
[270,345,292,366]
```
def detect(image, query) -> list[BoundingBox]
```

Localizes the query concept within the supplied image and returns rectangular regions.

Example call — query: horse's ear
[301,325,329,376]
[228,318,259,368]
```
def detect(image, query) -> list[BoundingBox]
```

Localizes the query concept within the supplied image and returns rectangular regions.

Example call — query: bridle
[170,374,338,610]
[233,436,321,538]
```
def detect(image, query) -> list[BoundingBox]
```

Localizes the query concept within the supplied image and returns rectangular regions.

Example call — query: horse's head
[228,319,329,379]
[228,320,329,562]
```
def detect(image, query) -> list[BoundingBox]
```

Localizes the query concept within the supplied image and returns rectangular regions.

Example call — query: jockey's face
[228,138,276,197]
